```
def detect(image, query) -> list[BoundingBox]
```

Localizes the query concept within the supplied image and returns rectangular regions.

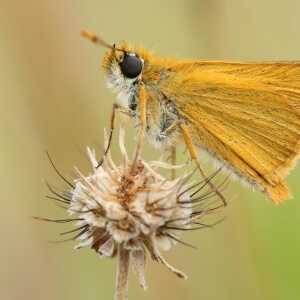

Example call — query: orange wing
[159,61,300,203]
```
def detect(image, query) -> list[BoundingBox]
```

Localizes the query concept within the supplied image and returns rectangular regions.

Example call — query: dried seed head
[39,124,227,296]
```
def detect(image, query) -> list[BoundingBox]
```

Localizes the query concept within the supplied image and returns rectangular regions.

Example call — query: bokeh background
[2,1,300,299]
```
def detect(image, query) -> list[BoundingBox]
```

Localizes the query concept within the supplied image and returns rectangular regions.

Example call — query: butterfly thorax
[102,44,183,148]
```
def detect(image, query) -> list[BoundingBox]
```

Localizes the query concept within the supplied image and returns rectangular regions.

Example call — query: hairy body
[100,41,300,203]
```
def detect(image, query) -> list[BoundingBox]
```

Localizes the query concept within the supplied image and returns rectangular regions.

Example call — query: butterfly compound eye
[120,55,143,79]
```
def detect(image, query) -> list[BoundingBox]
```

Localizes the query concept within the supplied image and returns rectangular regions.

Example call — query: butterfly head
[102,43,144,92]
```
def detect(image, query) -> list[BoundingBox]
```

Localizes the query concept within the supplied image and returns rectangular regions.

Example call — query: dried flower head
[38,125,226,299]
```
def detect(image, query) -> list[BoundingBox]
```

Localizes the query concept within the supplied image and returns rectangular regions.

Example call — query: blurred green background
[2,1,300,299]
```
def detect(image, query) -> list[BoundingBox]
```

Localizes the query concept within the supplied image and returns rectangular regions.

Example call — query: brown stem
[115,243,131,300]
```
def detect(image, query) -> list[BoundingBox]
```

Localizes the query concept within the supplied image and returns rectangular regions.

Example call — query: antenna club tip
[80,30,113,49]
[81,29,97,42]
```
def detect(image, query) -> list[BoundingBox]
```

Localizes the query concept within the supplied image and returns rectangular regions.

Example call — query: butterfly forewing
[157,61,300,202]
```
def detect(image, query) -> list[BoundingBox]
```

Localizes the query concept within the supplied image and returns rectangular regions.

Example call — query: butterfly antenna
[81,30,124,52]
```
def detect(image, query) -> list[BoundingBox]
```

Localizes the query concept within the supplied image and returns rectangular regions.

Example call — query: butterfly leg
[179,123,227,206]
[97,103,135,168]
[164,122,178,180]
[171,146,176,180]
[130,82,147,171]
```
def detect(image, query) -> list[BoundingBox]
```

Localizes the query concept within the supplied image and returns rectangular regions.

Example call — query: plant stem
[115,243,130,300]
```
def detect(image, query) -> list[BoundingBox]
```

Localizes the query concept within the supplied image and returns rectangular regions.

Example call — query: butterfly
[83,30,300,204]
